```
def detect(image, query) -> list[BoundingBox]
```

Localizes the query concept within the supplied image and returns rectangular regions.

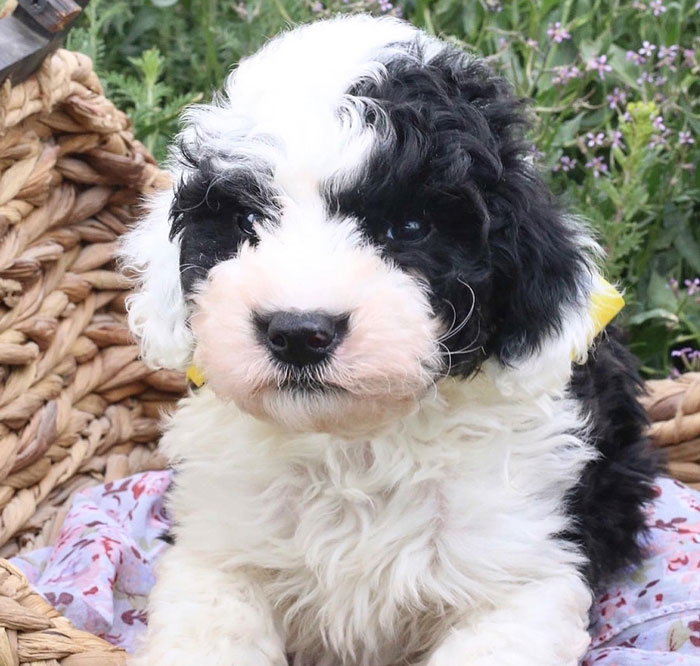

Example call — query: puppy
[121,14,660,666]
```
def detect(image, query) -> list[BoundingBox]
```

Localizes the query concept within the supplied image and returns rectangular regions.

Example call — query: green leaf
[673,227,700,273]
[628,308,679,326]
[647,270,678,311]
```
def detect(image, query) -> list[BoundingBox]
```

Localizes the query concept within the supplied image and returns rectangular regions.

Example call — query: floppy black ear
[485,171,587,363]
[428,53,589,363]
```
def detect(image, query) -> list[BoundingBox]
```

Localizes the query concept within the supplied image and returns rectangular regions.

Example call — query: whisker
[438,279,476,342]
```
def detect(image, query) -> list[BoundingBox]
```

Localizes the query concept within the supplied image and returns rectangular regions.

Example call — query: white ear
[119,187,193,370]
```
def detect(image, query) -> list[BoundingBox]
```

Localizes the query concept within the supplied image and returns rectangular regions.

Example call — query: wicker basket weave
[643,372,700,489]
[0,47,186,562]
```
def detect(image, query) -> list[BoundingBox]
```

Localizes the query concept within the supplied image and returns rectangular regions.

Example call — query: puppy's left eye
[387,219,431,242]
[237,212,263,236]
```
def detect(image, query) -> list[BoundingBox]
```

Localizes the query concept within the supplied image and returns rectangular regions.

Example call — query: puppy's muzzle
[257,311,349,367]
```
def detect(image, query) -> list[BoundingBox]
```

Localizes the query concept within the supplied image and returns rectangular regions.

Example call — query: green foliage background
[57,0,700,376]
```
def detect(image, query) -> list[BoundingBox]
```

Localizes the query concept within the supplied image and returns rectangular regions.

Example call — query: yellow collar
[185,280,624,387]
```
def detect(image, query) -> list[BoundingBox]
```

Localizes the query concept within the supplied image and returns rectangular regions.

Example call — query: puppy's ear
[119,188,193,370]
[423,53,592,364]
[486,170,591,363]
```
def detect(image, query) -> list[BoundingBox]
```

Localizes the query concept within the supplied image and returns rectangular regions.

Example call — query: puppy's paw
[128,637,287,666]
[425,624,590,666]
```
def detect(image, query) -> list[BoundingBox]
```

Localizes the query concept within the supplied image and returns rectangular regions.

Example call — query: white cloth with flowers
[10,472,700,664]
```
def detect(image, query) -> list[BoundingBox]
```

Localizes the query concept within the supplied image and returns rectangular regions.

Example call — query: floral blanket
[11,473,700,664]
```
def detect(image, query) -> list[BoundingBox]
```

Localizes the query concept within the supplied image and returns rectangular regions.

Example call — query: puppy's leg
[426,573,592,666]
[130,546,285,666]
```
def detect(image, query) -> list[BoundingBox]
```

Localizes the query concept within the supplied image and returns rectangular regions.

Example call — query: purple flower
[639,41,656,58]
[552,64,582,85]
[683,48,696,66]
[650,0,667,15]
[546,22,571,43]
[652,115,666,131]
[679,131,695,145]
[626,50,646,65]
[686,278,700,295]
[587,55,613,79]
[552,155,578,172]
[609,130,625,149]
[377,0,393,11]
[658,45,679,63]
[671,347,694,358]
[585,156,608,178]
[311,1,323,12]
[606,87,627,109]
[637,71,655,85]
[586,132,606,147]
[649,133,669,148]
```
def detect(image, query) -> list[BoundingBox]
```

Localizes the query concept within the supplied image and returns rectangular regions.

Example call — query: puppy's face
[124,16,588,434]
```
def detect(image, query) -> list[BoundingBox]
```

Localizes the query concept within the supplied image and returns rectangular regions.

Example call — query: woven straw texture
[0,48,186,561]
[643,372,700,489]
[0,558,126,665]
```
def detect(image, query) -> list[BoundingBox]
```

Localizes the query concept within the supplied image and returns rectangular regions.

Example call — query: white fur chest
[162,380,594,666]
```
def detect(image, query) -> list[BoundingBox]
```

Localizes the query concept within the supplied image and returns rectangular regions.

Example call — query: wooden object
[0,0,89,86]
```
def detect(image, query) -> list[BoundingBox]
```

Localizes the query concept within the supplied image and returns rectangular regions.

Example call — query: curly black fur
[567,328,663,589]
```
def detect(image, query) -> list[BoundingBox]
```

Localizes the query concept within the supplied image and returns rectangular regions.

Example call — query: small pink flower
[585,156,608,177]
[586,132,605,147]
[552,155,577,172]
[609,130,625,149]
[587,55,613,79]
[606,87,627,109]
[679,130,695,145]
[552,64,581,85]
[639,41,656,58]
[546,22,571,43]
[626,50,646,65]
[637,71,655,85]
[650,0,666,15]
[652,115,666,131]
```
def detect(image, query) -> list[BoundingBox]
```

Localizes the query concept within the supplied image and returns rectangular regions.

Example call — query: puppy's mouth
[274,373,344,395]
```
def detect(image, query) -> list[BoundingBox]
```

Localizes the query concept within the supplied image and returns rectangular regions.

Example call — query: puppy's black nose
[260,312,346,366]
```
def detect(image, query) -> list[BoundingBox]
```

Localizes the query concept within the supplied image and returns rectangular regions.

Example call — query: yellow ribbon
[186,365,206,388]
[588,278,625,338]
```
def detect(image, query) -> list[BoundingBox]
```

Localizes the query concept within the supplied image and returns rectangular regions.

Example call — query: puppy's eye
[237,212,262,236]
[387,219,431,242]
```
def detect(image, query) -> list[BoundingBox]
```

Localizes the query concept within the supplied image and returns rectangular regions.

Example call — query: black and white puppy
[122,14,660,666]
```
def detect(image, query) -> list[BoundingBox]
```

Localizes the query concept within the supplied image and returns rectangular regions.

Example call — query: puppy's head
[122,15,595,434]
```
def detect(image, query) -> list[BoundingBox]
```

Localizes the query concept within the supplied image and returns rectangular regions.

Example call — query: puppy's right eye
[237,212,262,236]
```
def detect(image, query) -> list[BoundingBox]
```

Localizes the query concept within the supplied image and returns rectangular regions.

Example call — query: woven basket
[0,558,126,665]
[0,46,186,563]
[643,372,700,489]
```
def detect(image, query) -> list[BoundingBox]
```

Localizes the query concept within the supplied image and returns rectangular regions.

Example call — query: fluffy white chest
[163,385,593,666]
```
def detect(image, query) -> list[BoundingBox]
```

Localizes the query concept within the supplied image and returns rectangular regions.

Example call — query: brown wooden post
[0,0,89,85]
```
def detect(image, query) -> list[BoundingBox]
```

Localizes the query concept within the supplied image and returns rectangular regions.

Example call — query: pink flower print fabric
[585,477,700,664]
[12,471,172,651]
[10,473,700,663]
